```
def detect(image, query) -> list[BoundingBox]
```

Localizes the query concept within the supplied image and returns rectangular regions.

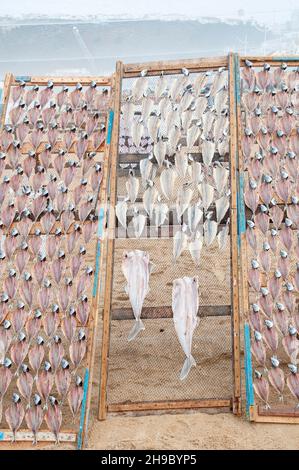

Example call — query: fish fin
[128,319,145,342]
[180,355,196,380]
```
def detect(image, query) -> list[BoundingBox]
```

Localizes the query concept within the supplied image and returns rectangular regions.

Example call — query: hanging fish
[172,276,199,380]
[174,148,188,179]
[160,162,177,200]
[153,197,168,228]
[263,320,279,353]
[202,140,215,167]
[45,397,62,444]
[0,366,12,422]
[5,394,25,441]
[67,377,83,420]
[253,370,270,409]
[115,198,128,230]
[132,209,146,239]
[282,326,299,364]
[176,185,193,219]
[188,157,203,185]
[173,206,190,249]
[140,156,155,188]
[213,163,229,195]
[153,140,167,167]
[215,194,229,224]
[198,182,214,211]
[204,212,217,247]
[143,182,158,218]
[25,395,44,445]
[188,231,203,266]
[286,364,299,406]
[217,218,230,251]
[121,250,152,341]
[186,122,201,148]
[187,204,203,233]
[268,357,285,402]
[126,168,139,203]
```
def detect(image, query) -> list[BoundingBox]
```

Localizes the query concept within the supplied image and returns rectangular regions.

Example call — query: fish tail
[180,355,196,381]
[128,319,145,342]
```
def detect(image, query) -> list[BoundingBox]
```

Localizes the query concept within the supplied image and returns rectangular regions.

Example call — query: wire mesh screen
[107,67,235,407]
[240,62,299,412]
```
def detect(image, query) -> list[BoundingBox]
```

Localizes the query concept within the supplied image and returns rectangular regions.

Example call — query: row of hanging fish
[3,81,108,154]
[0,82,108,442]
[242,62,299,409]
[122,249,199,380]
[119,68,229,156]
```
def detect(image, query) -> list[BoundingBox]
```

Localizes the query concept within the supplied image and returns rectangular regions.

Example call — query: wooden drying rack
[0,73,114,446]
[98,55,242,419]
[236,55,299,424]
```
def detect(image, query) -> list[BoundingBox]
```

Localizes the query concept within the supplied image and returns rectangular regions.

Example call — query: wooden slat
[250,405,299,424]
[123,56,228,77]
[98,63,123,421]
[111,305,231,320]
[1,73,14,127]
[16,76,111,86]
[80,104,114,448]
[228,52,241,416]
[108,399,232,413]
[240,56,299,66]
[0,430,76,442]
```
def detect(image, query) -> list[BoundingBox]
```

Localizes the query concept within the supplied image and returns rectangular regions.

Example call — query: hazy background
[0,0,298,79]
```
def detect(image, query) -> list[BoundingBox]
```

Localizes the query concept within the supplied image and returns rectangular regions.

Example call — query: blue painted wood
[0,432,3,440]
[77,368,89,450]
[92,207,105,298]
[15,76,31,82]
[244,323,254,416]
[106,109,114,145]
[269,57,299,62]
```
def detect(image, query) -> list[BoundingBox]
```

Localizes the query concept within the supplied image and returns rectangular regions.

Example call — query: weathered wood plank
[108,398,231,413]
[17,76,111,86]
[0,430,76,442]
[123,57,228,76]
[111,305,231,320]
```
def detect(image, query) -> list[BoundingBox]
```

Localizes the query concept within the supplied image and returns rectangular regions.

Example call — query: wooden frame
[237,55,299,423]
[0,73,113,446]
[98,55,242,419]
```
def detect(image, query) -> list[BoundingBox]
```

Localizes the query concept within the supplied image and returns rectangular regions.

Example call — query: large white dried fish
[140,156,155,188]
[169,75,188,100]
[132,77,148,101]
[172,276,199,380]
[126,169,139,203]
[165,107,180,134]
[147,114,160,143]
[181,110,194,132]
[174,149,188,178]
[193,96,207,119]
[141,96,154,121]
[213,163,229,195]
[132,211,146,239]
[187,122,201,148]
[187,205,203,233]
[180,91,194,112]
[167,126,181,156]
[160,163,177,200]
[202,111,215,138]
[158,97,172,120]
[176,185,193,219]
[131,119,144,147]
[211,71,227,95]
[154,73,168,101]
[154,200,168,227]
[198,182,214,211]
[122,250,152,341]
[216,194,229,224]
[202,140,215,167]
[214,89,228,115]
[218,138,229,157]
[204,212,217,246]
[214,115,228,142]
[143,183,158,218]
[217,218,230,250]
[173,225,188,261]
[188,157,203,185]
[122,100,135,132]
[188,231,203,266]
[115,199,128,229]
[154,140,167,167]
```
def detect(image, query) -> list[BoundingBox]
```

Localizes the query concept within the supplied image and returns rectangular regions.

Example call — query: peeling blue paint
[244,323,254,416]
[106,109,114,144]
[77,368,89,450]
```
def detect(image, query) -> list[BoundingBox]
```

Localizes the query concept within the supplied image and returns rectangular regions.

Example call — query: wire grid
[241,63,299,411]
[107,69,234,406]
